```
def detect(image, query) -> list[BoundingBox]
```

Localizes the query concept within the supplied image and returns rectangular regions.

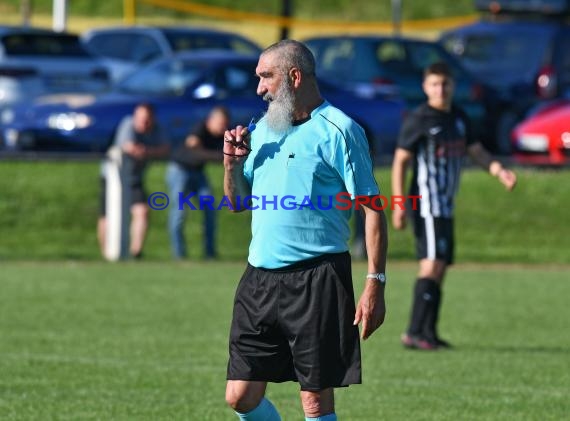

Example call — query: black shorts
[227,252,361,391]
[99,177,146,216]
[412,213,454,264]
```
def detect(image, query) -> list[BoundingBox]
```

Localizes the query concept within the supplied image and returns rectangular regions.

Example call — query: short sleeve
[397,112,422,151]
[242,150,254,186]
[459,109,476,146]
[113,116,134,148]
[331,122,379,198]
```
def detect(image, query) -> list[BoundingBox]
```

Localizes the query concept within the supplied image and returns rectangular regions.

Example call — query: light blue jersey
[243,101,379,269]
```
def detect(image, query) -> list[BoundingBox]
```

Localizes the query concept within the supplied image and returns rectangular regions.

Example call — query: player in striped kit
[391,62,517,350]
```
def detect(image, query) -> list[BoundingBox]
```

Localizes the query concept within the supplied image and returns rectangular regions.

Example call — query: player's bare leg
[418,258,447,284]
[130,203,148,258]
[300,388,335,418]
[97,217,106,256]
[226,380,282,419]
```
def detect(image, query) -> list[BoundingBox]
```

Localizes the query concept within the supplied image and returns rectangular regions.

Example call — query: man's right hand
[392,208,407,230]
[223,125,253,210]
[122,142,146,160]
[223,125,251,167]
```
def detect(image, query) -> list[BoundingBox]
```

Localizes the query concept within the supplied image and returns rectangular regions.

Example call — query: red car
[511,100,570,165]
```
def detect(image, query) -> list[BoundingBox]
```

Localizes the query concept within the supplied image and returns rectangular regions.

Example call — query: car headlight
[517,134,548,152]
[47,112,94,131]
[561,132,570,149]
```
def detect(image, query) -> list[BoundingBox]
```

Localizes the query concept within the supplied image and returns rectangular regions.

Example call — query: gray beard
[263,79,295,135]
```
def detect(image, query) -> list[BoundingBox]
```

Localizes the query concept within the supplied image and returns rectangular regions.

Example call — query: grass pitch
[0,261,568,420]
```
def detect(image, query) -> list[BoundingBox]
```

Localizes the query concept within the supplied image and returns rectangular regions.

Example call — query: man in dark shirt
[391,62,517,350]
[98,103,170,259]
[166,106,228,259]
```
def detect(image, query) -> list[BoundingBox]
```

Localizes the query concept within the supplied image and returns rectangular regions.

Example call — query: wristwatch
[366,273,386,286]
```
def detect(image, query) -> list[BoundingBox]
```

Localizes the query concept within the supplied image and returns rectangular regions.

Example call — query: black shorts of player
[412,212,454,264]
[99,177,146,216]
[227,252,361,391]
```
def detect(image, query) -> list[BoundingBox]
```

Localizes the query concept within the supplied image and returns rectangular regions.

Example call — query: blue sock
[235,397,281,420]
[306,414,337,421]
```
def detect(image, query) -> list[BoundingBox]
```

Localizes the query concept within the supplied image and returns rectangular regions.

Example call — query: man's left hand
[354,280,386,340]
[498,169,517,191]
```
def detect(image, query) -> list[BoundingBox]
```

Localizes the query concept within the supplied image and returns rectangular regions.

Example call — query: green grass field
[1,161,568,419]
[1,261,568,420]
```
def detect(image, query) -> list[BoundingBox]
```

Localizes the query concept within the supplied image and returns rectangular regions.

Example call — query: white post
[104,146,132,261]
[21,0,32,27]
[391,0,402,36]
[52,0,68,32]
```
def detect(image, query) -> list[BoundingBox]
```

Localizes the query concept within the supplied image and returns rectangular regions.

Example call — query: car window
[444,31,549,74]
[376,41,410,74]
[311,40,355,81]
[130,35,162,63]
[1,34,89,57]
[556,32,570,91]
[86,33,162,63]
[474,0,570,14]
[217,64,258,96]
[85,33,134,60]
[407,43,445,71]
[164,32,260,55]
[406,42,470,81]
[557,32,570,71]
[224,38,261,55]
[118,58,205,96]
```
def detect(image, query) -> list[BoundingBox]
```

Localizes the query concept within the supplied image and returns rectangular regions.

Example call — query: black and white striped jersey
[397,103,476,218]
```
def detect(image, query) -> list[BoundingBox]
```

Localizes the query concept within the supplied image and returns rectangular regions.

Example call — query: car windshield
[164,32,260,55]
[405,42,469,79]
[371,40,469,80]
[475,0,570,14]
[118,58,205,96]
[443,31,549,76]
[2,34,90,57]
[307,38,472,86]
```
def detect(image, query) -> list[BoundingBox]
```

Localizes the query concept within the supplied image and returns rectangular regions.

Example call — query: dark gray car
[303,35,490,143]
[440,6,570,153]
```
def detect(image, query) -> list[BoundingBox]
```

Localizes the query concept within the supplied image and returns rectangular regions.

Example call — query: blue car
[0,50,405,158]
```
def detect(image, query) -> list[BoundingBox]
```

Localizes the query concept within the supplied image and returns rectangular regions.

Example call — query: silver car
[81,25,262,82]
[0,25,110,104]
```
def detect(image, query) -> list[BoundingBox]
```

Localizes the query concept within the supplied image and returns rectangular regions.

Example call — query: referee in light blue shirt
[222,40,388,421]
